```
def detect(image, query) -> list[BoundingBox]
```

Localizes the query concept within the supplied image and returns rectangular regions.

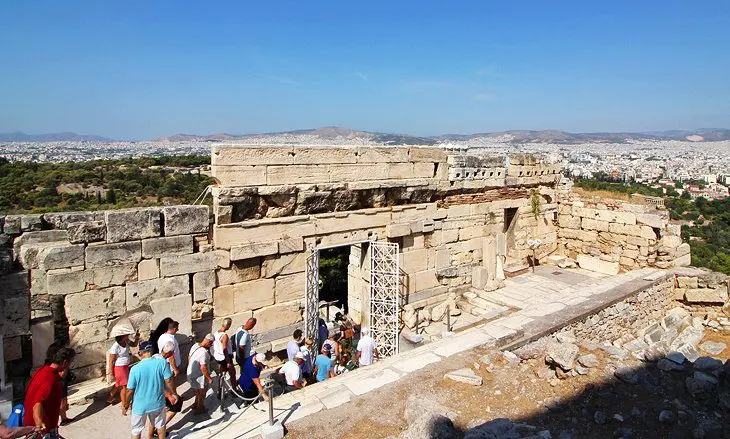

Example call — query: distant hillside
[0,132,115,142]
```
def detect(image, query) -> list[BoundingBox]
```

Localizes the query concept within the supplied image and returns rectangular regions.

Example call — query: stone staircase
[456,290,511,321]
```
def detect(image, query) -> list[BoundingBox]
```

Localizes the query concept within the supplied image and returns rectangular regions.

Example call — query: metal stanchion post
[446,304,451,332]
[268,381,274,426]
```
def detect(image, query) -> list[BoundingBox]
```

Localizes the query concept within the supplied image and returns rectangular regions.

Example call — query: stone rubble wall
[0,205,214,381]
[556,193,689,274]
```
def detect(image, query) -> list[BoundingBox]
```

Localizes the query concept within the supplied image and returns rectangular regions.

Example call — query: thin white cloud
[473,93,495,102]
[475,67,498,76]
[355,72,370,83]
[405,80,456,89]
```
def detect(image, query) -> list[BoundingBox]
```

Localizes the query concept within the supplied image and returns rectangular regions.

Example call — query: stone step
[456,299,509,321]
[475,290,527,310]
[503,258,530,278]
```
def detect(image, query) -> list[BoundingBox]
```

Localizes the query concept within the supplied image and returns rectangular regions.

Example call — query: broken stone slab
[43,211,104,229]
[665,351,686,365]
[12,230,69,258]
[670,326,704,351]
[162,205,209,236]
[699,341,726,355]
[444,368,482,386]
[576,254,619,275]
[661,307,691,333]
[193,270,215,302]
[683,288,728,305]
[675,344,701,363]
[545,342,579,371]
[105,208,161,243]
[66,221,106,244]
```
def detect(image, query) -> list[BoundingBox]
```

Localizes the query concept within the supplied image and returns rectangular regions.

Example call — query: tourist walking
[23,347,75,438]
[322,333,341,366]
[148,342,181,437]
[238,353,268,401]
[126,341,176,439]
[156,320,181,380]
[187,334,215,415]
[356,327,379,367]
[286,329,303,361]
[213,318,235,396]
[107,332,139,415]
[313,345,334,382]
[233,318,257,369]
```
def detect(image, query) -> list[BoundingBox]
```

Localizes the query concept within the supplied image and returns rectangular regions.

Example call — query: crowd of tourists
[8,312,379,439]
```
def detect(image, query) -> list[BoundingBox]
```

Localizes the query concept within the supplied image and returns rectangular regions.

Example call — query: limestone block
[30,319,54,368]
[38,243,85,271]
[230,241,279,261]
[409,147,449,163]
[252,301,302,332]
[277,238,304,255]
[215,205,233,224]
[71,340,110,369]
[401,249,429,274]
[65,286,125,324]
[30,269,46,296]
[442,229,459,244]
[2,215,21,234]
[410,269,440,293]
[267,165,324,185]
[581,218,609,232]
[684,288,727,304]
[576,254,619,275]
[666,224,681,237]
[47,268,86,295]
[472,267,489,289]
[274,272,305,303]
[141,235,194,259]
[193,270,216,302]
[67,221,107,244]
[293,146,358,164]
[639,226,658,240]
[86,241,142,268]
[314,209,391,235]
[214,249,230,269]
[612,211,637,225]
[675,243,690,257]
[413,162,436,178]
[126,275,189,308]
[213,283,235,317]
[636,213,664,229]
[212,165,267,186]
[0,270,30,295]
[87,263,137,289]
[435,250,451,270]
[150,295,192,336]
[12,230,68,259]
[386,163,415,179]
[138,259,160,281]
[356,146,409,163]
[219,258,262,285]
[20,215,43,232]
[558,215,581,229]
[69,320,108,347]
[673,253,691,267]
[213,218,315,250]
[42,211,102,228]
[386,223,411,238]
[105,208,161,243]
[159,252,219,277]
[162,205,209,236]
[212,146,295,166]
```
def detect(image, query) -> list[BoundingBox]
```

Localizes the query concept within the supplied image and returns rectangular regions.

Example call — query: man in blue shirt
[286,329,303,361]
[238,353,267,401]
[126,341,176,439]
[313,345,333,383]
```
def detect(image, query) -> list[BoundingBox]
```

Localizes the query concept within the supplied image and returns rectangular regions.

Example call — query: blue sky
[1,1,728,140]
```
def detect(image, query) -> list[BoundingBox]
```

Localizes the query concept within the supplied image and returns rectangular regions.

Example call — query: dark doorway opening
[318,246,350,314]
[504,207,518,233]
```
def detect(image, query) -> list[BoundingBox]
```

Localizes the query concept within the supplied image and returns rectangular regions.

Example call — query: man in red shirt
[23,347,75,436]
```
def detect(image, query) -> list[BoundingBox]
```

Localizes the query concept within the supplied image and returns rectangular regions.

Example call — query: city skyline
[1,1,729,139]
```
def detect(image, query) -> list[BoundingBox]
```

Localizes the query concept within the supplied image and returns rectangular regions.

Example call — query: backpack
[233,329,247,361]
[5,404,24,427]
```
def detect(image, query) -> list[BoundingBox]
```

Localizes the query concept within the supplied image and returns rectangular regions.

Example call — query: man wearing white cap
[356,327,379,367]
[279,352,306,393]
[187,334,215,415]
[238,353,268,400]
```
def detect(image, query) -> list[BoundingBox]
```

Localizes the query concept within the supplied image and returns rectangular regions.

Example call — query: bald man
[234,318,257,369]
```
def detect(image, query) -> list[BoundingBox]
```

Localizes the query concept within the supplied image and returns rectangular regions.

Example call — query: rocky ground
[286,307,730,439]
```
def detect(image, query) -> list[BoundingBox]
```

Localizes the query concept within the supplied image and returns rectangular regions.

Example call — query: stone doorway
[304,240,400,357]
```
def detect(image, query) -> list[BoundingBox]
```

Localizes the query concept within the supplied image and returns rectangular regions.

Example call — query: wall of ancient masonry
[209,146,564,339]
[555,193,689,274]
[0,206,216,382]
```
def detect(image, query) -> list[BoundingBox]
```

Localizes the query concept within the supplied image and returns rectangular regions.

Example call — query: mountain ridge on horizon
[2,127,730,144]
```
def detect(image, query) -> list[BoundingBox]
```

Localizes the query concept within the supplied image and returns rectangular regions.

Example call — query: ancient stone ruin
[0,145,692,405]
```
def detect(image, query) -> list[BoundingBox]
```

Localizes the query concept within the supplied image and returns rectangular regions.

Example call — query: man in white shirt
[234,318,257,369]
[279,352,306,393]
[187,334,214,415]
[356,327,379,367]
[156,320,181,381]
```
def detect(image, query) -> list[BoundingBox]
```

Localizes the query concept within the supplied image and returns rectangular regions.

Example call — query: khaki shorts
[131,407,166,436]
[188,375,207,390]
